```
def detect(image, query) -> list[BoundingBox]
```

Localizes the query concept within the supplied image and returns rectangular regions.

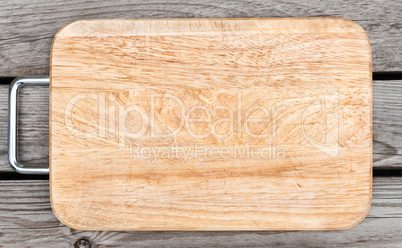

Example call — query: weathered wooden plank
[0,0,401,77]
[373,81,402,168]
[0,177,400,247]
[0,80,401,172]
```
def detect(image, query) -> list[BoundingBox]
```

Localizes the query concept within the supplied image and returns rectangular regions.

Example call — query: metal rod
[8,76,49,174]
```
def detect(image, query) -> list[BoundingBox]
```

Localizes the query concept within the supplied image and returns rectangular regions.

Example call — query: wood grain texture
[0,178,400,247]
[0,0,401,76]
[0,79,400,173]
[49,18,372,230]
[373,80,402,168]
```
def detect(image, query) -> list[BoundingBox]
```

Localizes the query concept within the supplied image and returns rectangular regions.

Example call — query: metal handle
[8,76,49,174]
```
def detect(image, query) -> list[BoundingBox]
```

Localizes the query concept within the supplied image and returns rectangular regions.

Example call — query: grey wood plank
[0,0,401,76]
[0,80,401,172]
[0,177,400,247]
[373,81,402,168]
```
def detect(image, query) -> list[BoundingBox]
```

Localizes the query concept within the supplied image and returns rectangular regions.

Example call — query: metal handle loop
[8,76,49,174]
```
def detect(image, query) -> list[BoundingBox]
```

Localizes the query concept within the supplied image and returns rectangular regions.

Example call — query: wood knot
[74,238,91,248]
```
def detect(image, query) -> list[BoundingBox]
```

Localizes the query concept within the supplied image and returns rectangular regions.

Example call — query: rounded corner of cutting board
[337,190,372,230]
[50,19,93,67]
[52,19,89,39]
[50,201,89,231]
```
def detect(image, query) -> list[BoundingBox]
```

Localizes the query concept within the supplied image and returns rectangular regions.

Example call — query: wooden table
[0,0,401,247]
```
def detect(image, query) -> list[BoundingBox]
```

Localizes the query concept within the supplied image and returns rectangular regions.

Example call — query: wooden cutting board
[50,18,372,230]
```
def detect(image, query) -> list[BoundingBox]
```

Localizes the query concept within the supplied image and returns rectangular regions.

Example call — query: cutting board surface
[50,18,372,230]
